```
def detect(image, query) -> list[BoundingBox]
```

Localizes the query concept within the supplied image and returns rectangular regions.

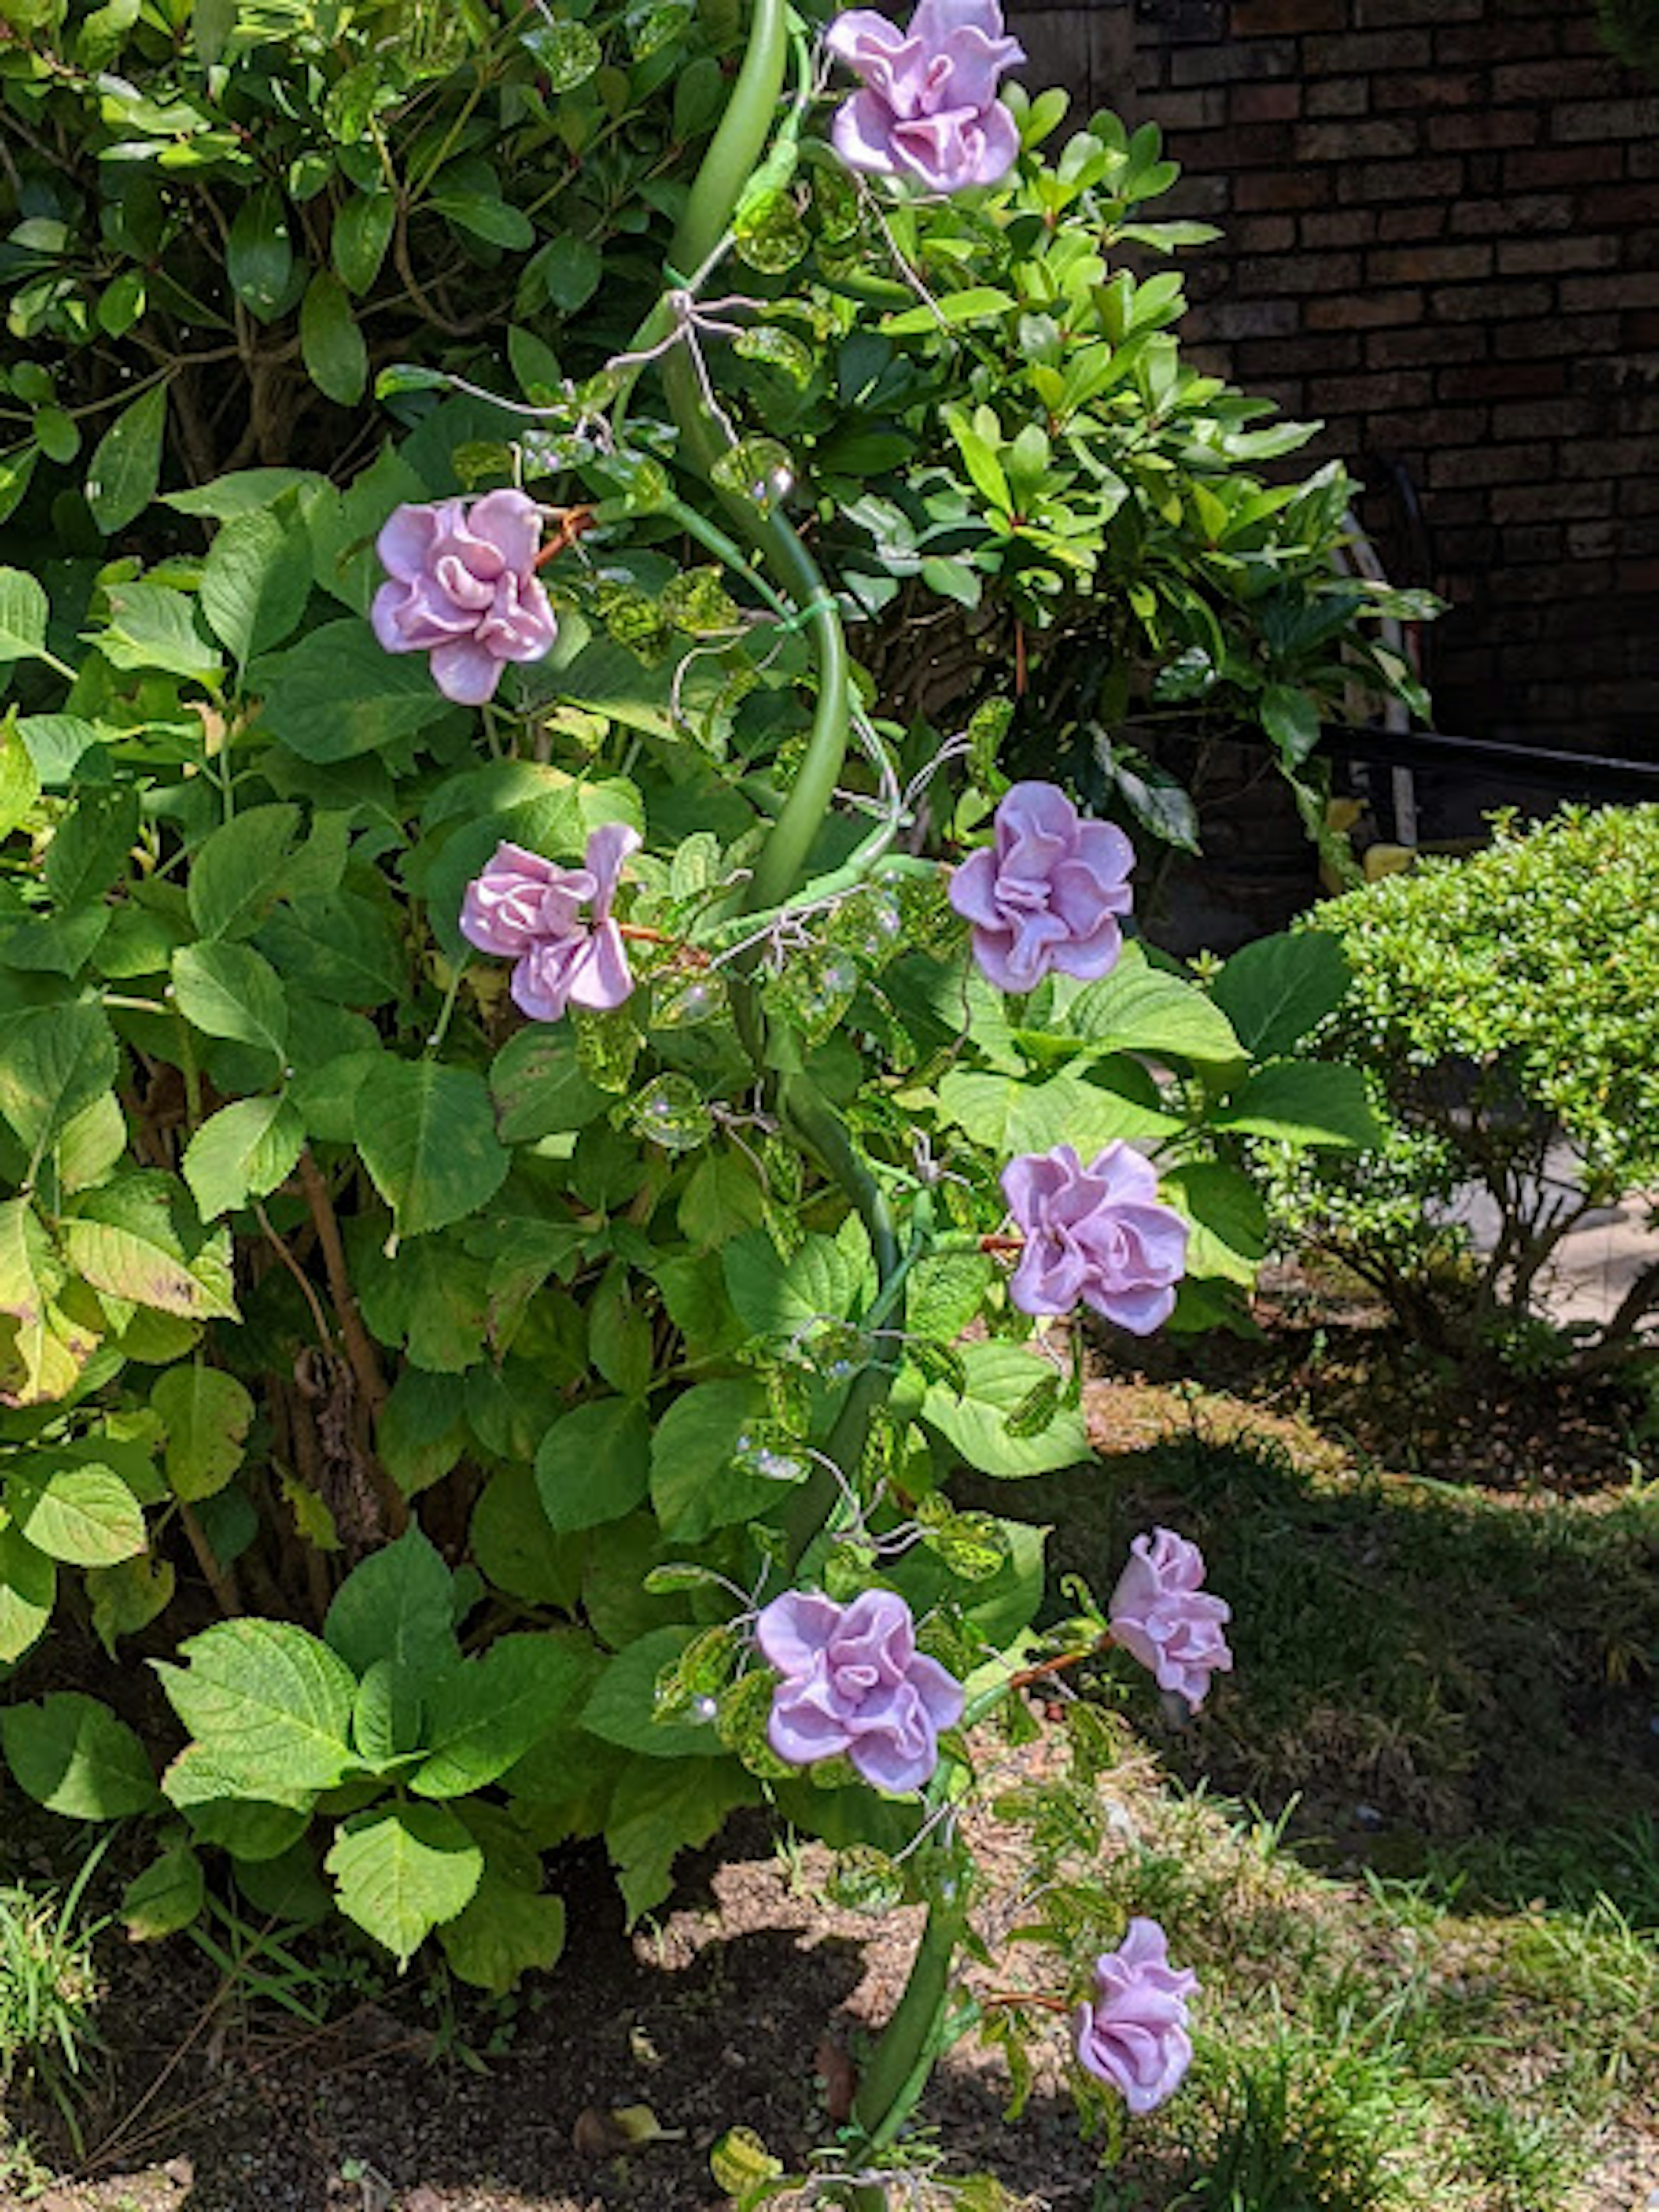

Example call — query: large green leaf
[582,1626,731,1761]
[261,621,453,763]
[438,1875,566,1995]
[0,1523,57,1662]
[470,1465,585,1609]
[1212,1059,1380,1149]
[412,1633,600,1799]
[121,1843,206,1940]
[721,1219,870,1341]
[0,1000,118,1160]
[155,1618,359,1794]
[1160,1163,1267,1286]
[62,1174,238,1319]
[648,1378,779,1543]
[1211,930,1351,1059]
[85,381,167,532]
[936,1067,1179,1159]
[355,1060,509,1238]
[43,787,138,909]
[0,567,51,666]
[324,1524,458,1680]
[920,1341,1091,1478]
[0,1692,157,1818]
[187,804,302,940]
[200,510,313,668]
[299,270,368,406]
[150,1363,254,1502]
[6,1456,147,1564]
[604,1757,759,1923]
[171,941,288,1076]
[257,894,405,1008]
[1058,944,1243,1066]
[489,1025,609,1142]
[535,1397,652,1533]
[181,1094,306,1220]
[326,1802,483,1965]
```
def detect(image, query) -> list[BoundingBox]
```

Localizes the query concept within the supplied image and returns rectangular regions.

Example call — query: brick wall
[1009,0,1659,758]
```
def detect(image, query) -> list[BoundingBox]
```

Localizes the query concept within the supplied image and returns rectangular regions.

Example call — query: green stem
[845,1885,969,2209]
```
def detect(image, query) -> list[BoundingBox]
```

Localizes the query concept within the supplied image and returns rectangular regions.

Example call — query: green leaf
[227,184,295,322]
[95,581,221,682]
[86,1552,174,1657]
[0,1692,157,1818]
[1063,944,1243,1065]
[121,1842,206,1940]
[470,1465,584,1609]
[324,1524,458,1680]
[604,1756,757,1923]
[1213,1058,1380,1149]
[62,1175,237,1320]
[582,1627,732,1761]
[439,1875,565,1995]
[0,713,41,840]
[7,1456,146,1564]
[1260,682,1322,768]
[920,1341,1091,1478]
[649,1379,779,1543]
[0,567,51,667]
[489,1024,609,1142]
[172,941,288,1077]
[150,1363,254,1501]
[532,233,602,314]
[257,893,404,1008]
[300,270,368,406]
[262,620,453,762]
[722,1222,870,1342]
[181,1094,305,1220]
[0,1000,117,1160]
[162,1743,312,1856]
[413,1633,598,1799]
[326,1802,483,1966]
[155,1618,359,1794]
[332,192,396,295]
[200,512,313,668]
[44,786,138,909]
[84,381,166,532]
[884,286,1014,337]
[937,1067,1179,1157]
[535,1397,652,1534]
[0,1523,57,1663]
[166,468,324,519]
[432,191,533,249]
[355,1060,509,1239]
[186,804,302,943]
[1160,1162,1267,1286]
[1211,931,1351,1059]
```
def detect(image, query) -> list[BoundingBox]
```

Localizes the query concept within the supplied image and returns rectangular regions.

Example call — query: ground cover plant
[1271,805,1659,1381]
[0,0,1498,2200]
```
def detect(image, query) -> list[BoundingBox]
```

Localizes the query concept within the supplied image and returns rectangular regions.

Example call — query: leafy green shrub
[1275,807,1659,1372]
[0,0,1388,2192]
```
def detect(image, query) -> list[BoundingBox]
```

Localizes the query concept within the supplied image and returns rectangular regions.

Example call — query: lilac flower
[1000,1143,1187,1335]
[371,490,558,706]
[459,824,641,1022]
[1109,1528,1233,1712]
[755,1588,964,1794]
[826,0,1027,194]
[949,782,1134,994]
[1074,1917,1198,2114]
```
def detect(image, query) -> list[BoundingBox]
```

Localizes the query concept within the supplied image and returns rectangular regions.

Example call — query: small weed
[0,1841,110,2154]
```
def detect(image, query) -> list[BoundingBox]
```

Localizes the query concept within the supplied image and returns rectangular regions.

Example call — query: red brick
[1367,242,1493,283]
[1233,250,1363,295]
[1425,444,1549,487]
[1170,40,1297,84]
[1436,22,1561,64]
[1491,481,1612,522]
[1231,213,1298,253]
[1198,298,1302,340]
[1564,436,1659,475]
[1304,80,1369,118]
[1624,308,1659,348]
[1578,183,1659,225]
[1233,169,1330,210]
[1560,270,1659,310]
[1305,287,1424,328]
[1300,210,1375,248]
[1366,324,1487,367]
[1427,110,1542,151]
[1499,524,1566,563]
[1430,280,1554,323]
[1553,97,1659,142]
[1629,142,1659,178]
[1618,474,1659,515]
[1504,147,1620,188]
[1308,369,1434,412]
[1566,519,1619,558]
[1370,404,1492,445]
[1491,399,1587,440]
[1376,203,1450,240]
[1451,194,1574,236]
[1233,0,1346,29]
[1437,360,1566,399]
[1437,524,1503,565]
[1494,314,1620,358]
[1143,89,1229,132]
[1304,29,1431,71]
[1355,0,1481,21]
[1491,57,1630,101]
[1372,72,1484,112]
[1233,333,1364,378]
[1231,83,1303,122]
[1295,118,1419,162]
[1497,234,1623,275]
[1339,157,1464,202]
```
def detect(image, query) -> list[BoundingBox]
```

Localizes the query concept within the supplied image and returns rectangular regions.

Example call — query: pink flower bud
[756,1588,964,1795]
[1074,1917,1197,2113]
[1000,1143,1187,1335]
[826,0,1027,194]
[949,782,1134,994]
[1109,1527,1233,1712]
[371,490,558,706]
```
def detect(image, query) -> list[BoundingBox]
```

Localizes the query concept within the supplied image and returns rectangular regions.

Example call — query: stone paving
[1442,1142,1659,1332]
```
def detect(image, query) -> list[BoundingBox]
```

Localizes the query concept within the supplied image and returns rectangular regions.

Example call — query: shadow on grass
[996,1420,1659,1926]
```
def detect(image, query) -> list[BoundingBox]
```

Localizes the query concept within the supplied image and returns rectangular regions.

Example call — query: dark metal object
[1324,723,1659,803]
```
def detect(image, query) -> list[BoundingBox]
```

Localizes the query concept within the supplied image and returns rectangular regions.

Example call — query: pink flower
[756,1588,964,1794]
[459,824,641,1022]
[1109,1528,1233,1711]
[1074,1917,1197,2113]
[950,782,1134,994]
[826,0,1027,194]
[1000,1143,1187,1335]
[371,490,557,706]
